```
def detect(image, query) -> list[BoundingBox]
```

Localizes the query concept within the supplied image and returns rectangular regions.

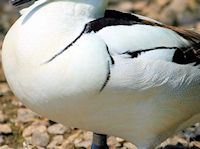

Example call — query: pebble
[189,141,200,148]
[0,111,5,123]
[31,131,50,147]
[64,130,82,142]
[61,131,82,148]
[47,135,64,149]
[31,120,49,127]
[116,137,125,143]
[47,124,68,135]
[0,145,13,149]
[108,136,121,147]
[74,140,91,148]
[160,136,189,148]
[0,124,12,134]
[0,136,4,145]
[23,125,47,137]
[83,131,92,141]
[123,142,137,149]
[17,108,38,123]
[61,140,75,149]
[0,83,11,96]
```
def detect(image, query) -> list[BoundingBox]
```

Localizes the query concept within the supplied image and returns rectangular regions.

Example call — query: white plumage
[2,0,200,148]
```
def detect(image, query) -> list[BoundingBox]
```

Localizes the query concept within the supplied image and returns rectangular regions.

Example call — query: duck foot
[91,133,109,149]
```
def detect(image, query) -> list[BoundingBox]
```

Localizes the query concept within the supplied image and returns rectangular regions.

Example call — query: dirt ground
[0,0,200,148]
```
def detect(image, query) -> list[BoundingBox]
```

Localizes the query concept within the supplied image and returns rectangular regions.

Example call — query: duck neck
[67,0,108,18]
[22,0,108,18]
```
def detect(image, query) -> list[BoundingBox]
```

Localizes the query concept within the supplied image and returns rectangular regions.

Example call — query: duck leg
[91,133,109,149]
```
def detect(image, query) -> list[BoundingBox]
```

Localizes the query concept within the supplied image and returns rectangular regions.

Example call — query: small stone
[74,140,91,148]
[0,111,5,123]
[47,135,64,149]
[108,136,120,147]
[83,131,92,141]
[65,130,82,142]
[61,130,82,149]
[0,136,4,145]
[31,132,49,147]
[47,124,67,135]
[123,142,137,149]
[24,137,32,145]
[17,108,38,123]
[0,145,13,149]
[116,137,124,143]
[10,96,23,107]
[189,141,200,148]
[74,137,82,145]
[23,125,47,137]
[0,83,11,96]
[32,120,49,127]
[61,140,75,149]
[0,124,12,134]
[160,135,188,148]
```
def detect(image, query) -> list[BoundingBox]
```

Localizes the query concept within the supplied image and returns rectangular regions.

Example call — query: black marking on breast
[106,46,115,65]
[100,61,111,92]
[44,25,88,63]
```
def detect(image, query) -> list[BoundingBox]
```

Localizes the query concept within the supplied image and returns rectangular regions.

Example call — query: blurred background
[0,0,200,149]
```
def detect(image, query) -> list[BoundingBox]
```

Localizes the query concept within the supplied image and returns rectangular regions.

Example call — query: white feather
[2,1,200,149]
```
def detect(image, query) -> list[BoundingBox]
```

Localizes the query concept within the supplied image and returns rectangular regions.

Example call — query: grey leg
[91,133,109,149]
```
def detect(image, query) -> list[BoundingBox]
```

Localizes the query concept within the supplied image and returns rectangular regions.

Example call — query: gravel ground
[0,0,200,148]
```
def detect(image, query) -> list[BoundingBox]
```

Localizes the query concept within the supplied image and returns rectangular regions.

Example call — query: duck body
[2,0,200,148]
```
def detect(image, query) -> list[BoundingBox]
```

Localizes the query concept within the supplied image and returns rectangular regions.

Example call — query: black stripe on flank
[123,46,179,58]
[100,61,111,92]
[123,46,200,67]
[173,45,200,66]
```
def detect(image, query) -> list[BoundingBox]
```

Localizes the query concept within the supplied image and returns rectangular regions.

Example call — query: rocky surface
[0,0,200,149]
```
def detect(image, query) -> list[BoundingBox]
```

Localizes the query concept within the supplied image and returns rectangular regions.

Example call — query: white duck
[2,0,200,148]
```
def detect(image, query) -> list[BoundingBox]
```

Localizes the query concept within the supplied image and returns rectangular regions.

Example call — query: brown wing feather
[164,25,200,42]
[163,26,200,63]
[138,14,200,65]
